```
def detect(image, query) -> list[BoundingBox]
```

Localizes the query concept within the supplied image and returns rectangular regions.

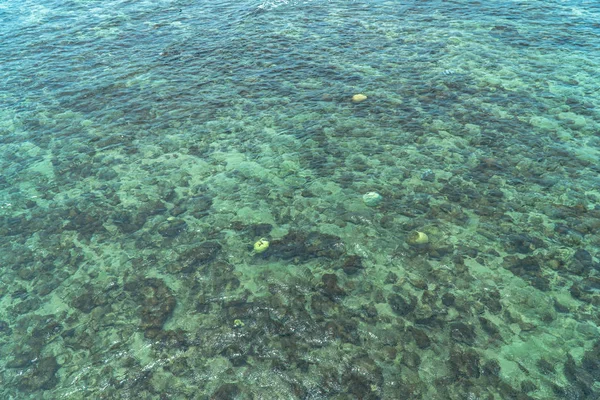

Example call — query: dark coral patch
[125,278,176,338]
[268,231,345,262]
[175,241,222,272]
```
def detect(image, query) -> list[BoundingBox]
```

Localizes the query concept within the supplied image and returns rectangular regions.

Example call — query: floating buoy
[352,93,368,102]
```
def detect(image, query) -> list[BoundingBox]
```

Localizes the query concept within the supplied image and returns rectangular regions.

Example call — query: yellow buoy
[352,93,367,103]
[407,231,429,245]
[253,238,270,253]
[233,319,245,328]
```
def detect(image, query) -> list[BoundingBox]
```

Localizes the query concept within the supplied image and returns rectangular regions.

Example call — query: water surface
[1,0,600,398]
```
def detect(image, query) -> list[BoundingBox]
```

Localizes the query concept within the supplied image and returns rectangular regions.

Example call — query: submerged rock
[268,231,345,262]
[16,356,60,392]
[388,293,416,316]
[157,218,187,237]
[339,255,364,275]
[125,278,176,338]
[176,241,222,272]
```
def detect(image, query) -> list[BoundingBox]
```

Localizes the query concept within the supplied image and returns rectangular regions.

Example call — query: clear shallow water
[1,0,600,398]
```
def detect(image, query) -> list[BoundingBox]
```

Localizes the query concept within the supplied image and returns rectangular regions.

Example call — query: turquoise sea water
[1,0,600,398]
